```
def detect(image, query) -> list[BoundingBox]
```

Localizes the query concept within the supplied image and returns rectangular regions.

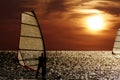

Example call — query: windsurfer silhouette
[36,53,46,80]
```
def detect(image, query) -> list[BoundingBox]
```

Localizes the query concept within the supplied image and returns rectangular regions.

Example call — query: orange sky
[0,0,120,50]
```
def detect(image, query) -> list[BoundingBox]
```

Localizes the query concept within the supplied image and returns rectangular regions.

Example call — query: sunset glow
[86,15,104,31]
[0,0,120,50]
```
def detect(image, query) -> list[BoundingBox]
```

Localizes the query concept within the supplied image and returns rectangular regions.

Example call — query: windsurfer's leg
[35,56,41,79]
[42,62,46,80]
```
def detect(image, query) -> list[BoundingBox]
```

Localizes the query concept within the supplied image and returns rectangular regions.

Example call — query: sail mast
[32,11,46,79]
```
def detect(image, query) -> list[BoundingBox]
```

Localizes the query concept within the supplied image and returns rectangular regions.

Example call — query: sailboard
[17,11,46,74]
[112,28,120,54]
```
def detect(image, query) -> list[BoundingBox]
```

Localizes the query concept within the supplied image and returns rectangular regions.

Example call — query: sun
[86,15,104,31]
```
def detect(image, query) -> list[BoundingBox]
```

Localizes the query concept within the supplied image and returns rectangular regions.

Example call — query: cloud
[82,0,120,15]
[0,0,40,18]
[95,6,120,16]
[38,0,120,20]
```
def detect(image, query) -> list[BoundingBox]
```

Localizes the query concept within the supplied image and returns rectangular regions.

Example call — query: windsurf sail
[18,11,46,79]
[113,28,120,54]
